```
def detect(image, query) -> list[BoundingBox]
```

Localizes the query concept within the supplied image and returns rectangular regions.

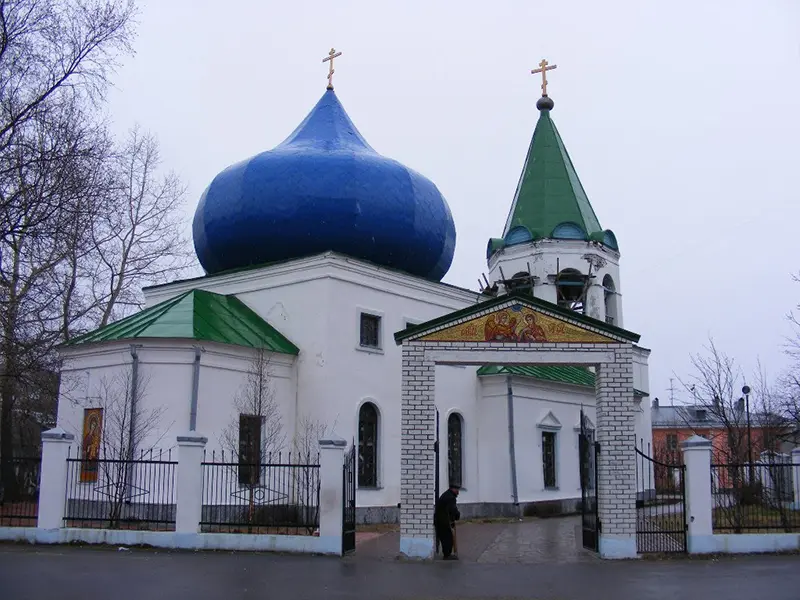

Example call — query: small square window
[359,313,381,348]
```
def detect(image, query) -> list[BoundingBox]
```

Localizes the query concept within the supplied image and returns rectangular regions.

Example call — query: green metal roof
[65,290,299,354]
[478,364,648,397]
[478,364,596,386]
[501,101,604,242]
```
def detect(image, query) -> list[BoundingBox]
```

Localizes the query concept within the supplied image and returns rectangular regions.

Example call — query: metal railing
[711,462,800,533]
[64,448,177,531]
[635,441,687,553]
[0,455,42,527]
[200,451,320,535]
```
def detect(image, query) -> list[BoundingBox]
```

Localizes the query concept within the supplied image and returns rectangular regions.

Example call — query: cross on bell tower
[531,58,557,97]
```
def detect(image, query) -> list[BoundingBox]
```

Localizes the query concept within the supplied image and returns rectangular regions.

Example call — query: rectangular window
[666,434,678,450]
[542,431,557,489]
[238,414,262,486]
[359,313,381,348]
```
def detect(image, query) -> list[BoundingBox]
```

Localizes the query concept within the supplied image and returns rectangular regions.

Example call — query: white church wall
[509,377,595,505]
[434,364,481,505]
[57,341,297,459]
[321,271,478,510]
[57,342,194,453]
[476,377,513,504]
[194,344,297,458]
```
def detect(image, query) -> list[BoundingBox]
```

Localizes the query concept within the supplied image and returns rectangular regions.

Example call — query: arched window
[358,402,378,487]
[504,225,533,246]
[447,413,464,488]
[556,268,586,313]
[551,222,587,240]
[603,274,617,325]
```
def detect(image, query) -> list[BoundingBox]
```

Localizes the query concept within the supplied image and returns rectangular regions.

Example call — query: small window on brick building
[359,313,381,348]
[666,433,678,450]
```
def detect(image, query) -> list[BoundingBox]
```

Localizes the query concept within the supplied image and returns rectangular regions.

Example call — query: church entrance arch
[394,292,642,560]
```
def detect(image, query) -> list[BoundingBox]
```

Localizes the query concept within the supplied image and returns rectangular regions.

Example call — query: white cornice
[144,252,483,308]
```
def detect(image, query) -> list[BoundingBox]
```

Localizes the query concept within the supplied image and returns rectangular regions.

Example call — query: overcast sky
[106,0,800,403]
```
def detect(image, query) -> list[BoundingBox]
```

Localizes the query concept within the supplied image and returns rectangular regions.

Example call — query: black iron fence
[635,441,687,553]
[64,448,177,531]
[200,451,320,535]
[711,462,800,533]
[0,454,42,526]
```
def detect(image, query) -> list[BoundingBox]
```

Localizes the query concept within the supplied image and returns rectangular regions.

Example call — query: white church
[54,70,653,524]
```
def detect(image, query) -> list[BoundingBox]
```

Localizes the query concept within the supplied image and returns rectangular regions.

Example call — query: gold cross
[322,47,342,90]
[531,58,557,97]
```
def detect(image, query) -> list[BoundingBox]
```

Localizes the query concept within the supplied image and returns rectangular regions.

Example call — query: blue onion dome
[192,89,457,281]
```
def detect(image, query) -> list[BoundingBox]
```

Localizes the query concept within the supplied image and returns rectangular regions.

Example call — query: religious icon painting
[80,408,103,482]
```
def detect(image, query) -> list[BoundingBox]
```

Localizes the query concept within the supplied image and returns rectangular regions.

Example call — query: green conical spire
[501,97,606,243]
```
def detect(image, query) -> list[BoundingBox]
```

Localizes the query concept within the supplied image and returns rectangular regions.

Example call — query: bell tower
[483,62,623,327]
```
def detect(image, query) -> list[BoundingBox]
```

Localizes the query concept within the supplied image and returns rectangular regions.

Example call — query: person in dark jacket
[434,484,461,559]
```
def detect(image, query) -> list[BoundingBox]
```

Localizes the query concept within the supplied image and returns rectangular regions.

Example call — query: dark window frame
[238,414,262,486]
[359,313,381,349]
[358,402,379,487]
[542,431,557,489]
[447,413,464,488]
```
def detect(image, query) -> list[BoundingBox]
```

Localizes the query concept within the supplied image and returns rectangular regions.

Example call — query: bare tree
[218,349,285,529]
[91,125,193,327]
[292,412,338,534]
[677,337,753,464]
[0,0,136,497]
[82,367,170,528]
[0,0,136,158]
[220,348,286,461]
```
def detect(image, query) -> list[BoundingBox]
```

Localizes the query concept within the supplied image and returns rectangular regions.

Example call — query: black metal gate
[342,443,356,555]
[579,410,600,552]
[434,409,440,556]
[635,441,687,553]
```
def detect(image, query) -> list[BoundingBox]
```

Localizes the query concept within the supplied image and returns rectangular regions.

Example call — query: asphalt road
[1,544,798,600]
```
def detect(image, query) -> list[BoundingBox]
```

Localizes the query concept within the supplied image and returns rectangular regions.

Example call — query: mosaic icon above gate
[420,304,615,344]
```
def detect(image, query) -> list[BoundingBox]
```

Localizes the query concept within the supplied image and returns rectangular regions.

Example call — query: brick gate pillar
[399,342,436,559]
[594,347,638,559]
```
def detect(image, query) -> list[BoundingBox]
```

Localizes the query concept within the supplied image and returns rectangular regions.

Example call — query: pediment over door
[419,302,615,344]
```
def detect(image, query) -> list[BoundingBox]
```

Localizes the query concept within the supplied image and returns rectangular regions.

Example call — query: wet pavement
[355,516,594,564]
[1,541,799,600]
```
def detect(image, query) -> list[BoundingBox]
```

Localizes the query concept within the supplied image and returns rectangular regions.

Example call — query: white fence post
[680,435,713,554]
[38,427,75,530]
[176,434,207,534]
[318,436,346,555]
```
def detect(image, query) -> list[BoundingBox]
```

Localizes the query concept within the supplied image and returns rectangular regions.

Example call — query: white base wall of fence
[679,435,800,557]
[687,534,800,555]
[0,527,341,555]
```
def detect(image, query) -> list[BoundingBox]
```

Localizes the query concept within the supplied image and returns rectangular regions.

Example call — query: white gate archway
[394,293,641,560]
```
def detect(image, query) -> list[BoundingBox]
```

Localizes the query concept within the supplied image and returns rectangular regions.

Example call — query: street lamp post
[742,385,753,482]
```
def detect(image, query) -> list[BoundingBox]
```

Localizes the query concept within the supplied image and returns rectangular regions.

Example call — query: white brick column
[318,436,346,554]
[38,427,75,530]
[175,434,207,534]
[792,448,800,510]
[681,435,713,553]
[399,342,436,559]
[595,348,638,559]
